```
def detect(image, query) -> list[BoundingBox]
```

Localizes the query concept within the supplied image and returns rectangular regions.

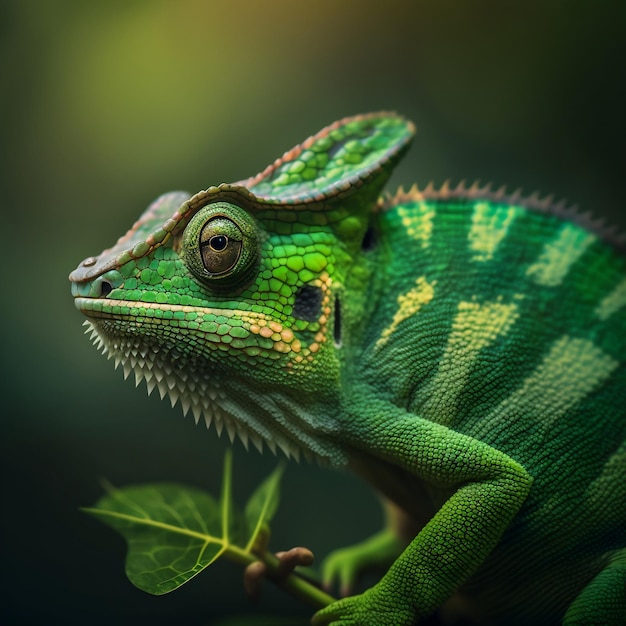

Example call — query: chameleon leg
[564,548,626,625]
[322,499,412,597]
[313,400,533,625]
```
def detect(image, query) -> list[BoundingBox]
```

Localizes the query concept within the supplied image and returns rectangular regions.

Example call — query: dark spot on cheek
[293,284,323,321]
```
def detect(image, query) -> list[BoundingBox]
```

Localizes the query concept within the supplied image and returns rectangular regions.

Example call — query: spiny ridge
[381,180,625,252]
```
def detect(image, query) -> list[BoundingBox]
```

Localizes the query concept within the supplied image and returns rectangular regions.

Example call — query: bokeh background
[1,1,624,624]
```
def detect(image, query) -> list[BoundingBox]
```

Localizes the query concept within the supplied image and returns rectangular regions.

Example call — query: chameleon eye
[199,218,243,275]
[182,202,259,288]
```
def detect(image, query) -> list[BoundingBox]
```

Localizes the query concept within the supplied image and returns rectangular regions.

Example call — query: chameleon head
[69,113,415,464]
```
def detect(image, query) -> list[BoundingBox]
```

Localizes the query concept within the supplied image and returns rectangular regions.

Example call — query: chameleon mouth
[73,296,251,320]
[73,296,316,371]
[80,318,328,464]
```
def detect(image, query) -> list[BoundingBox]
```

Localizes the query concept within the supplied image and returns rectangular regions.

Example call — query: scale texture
[70,113,625,625]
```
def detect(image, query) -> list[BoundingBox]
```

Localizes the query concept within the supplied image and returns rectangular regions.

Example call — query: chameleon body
[70,113,626,624]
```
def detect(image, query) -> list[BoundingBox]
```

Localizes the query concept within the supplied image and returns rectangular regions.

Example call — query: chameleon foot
[244,546,315,602]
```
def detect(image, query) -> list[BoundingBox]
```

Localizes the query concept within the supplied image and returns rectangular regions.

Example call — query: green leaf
[82,452,286,595]
[83,481,228,594]
[244,462,285,552]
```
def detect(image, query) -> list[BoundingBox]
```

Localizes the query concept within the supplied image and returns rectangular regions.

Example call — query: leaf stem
[221,447,233,543]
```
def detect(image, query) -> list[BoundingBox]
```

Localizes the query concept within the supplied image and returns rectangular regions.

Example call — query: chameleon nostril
[81,256,97,267]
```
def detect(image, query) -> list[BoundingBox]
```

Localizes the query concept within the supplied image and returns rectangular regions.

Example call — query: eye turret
[198,217,243,275]
[182,202,259,289]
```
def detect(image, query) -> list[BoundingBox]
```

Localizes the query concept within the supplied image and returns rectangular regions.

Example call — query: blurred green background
[1,1,624,624]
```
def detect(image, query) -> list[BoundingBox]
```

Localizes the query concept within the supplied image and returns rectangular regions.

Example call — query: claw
[243,561,267,604]
[275,546,315,574]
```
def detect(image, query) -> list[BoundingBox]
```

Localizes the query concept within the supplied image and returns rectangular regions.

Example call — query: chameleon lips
[73,296,263,356]
[73,296,249,318]
[72,296,327,378]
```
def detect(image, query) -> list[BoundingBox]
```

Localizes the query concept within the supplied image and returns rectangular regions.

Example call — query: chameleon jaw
[80,318,335,465]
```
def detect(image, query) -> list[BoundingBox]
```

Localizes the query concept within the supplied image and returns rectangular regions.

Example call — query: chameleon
[69,112,626,625]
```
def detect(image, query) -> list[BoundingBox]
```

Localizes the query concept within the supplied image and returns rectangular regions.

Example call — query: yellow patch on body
[398,202,435,248]
[594,278,626,321]
[420,298,519,424]
[526,224,596,287]
[468,202,520,262]
[482,335,618,436]
[376,276,436,349]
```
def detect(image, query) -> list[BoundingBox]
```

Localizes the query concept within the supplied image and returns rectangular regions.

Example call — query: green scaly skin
[70,113,626,625]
